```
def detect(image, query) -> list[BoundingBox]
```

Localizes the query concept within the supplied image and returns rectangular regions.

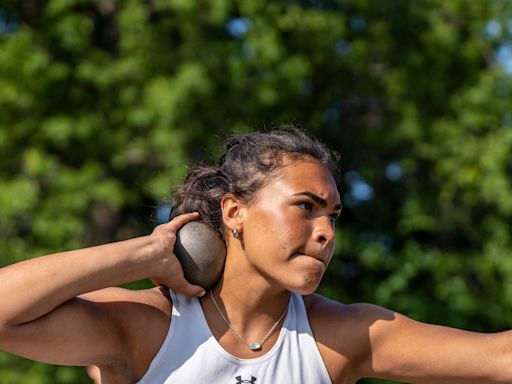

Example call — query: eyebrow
[292,191,343,210]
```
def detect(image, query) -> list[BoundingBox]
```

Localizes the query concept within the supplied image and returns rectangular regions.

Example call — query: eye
[297,202,313,211]
[329,213,340,224]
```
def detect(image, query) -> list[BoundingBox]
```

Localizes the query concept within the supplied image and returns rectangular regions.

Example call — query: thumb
[177,281,206,298]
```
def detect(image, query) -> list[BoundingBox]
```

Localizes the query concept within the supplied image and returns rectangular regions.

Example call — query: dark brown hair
[170,127,340,238]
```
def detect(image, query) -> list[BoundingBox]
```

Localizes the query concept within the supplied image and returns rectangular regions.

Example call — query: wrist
[80,235,168,286]
[144,232,176,282]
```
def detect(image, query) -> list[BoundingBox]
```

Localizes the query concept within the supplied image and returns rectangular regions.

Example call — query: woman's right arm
[0,212,204,369]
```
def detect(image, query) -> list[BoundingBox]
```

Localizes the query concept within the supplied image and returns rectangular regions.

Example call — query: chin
[289,283,321,296]
[285,269,324,295]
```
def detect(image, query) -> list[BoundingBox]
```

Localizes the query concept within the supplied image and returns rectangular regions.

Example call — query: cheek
[244,207,304,254]
[244,212,281,251]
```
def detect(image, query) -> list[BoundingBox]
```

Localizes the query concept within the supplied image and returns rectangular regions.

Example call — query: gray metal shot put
[174,221,226,289]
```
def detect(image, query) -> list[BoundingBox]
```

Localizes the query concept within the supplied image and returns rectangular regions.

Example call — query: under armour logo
[235,376,257,384]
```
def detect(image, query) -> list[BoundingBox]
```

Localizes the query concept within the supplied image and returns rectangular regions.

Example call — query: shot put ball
[174,221,226,289]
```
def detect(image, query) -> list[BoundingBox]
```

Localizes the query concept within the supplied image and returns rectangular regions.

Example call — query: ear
[220,194,246,235]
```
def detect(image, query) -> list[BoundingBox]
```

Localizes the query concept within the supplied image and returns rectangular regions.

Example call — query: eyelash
[298,202,313,211]
[329,213,340,224]
[297,202,339,224]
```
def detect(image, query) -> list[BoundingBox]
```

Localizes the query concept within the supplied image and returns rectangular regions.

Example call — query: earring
[232,228,240,239]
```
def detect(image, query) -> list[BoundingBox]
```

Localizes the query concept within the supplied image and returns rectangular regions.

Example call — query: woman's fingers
[151,212,205,297]
[167,212,200,232]
[152,277,205,298]
[176,281,206,298]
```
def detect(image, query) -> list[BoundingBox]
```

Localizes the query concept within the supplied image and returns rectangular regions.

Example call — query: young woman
[0,129,511,384]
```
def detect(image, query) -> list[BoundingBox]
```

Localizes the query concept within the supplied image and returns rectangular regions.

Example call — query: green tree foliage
[1,1,512,382]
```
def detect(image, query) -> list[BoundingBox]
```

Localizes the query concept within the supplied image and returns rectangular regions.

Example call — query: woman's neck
[202,247,291,347]
[215,253,290,325]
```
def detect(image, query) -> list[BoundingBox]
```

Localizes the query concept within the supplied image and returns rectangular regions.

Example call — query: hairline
[237,153,333,206]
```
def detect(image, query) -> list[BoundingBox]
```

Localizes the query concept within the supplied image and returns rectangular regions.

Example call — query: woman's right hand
[149,211,206,298]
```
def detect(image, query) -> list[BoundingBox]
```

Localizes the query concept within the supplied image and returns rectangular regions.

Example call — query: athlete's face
[241,158,341,294]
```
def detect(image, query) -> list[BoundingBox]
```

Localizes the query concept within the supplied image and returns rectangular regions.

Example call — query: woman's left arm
[352,304,512,384]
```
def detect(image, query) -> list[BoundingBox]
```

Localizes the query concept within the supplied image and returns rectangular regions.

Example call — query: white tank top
[136,290,332,383]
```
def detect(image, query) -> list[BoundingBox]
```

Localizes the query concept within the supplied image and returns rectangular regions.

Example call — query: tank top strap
[288,291,312,332]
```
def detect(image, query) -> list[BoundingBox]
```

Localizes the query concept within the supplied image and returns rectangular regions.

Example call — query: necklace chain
[210,289,288,351]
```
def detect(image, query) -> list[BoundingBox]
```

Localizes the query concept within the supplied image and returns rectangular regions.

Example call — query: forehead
[258,159,340,202]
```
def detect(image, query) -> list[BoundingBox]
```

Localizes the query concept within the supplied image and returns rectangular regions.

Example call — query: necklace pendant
[249,343,262,351]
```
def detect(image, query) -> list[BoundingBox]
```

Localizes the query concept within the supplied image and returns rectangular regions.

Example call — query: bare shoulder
[303,294,396,383]
[303,294,395,325]
[79,286,174,381]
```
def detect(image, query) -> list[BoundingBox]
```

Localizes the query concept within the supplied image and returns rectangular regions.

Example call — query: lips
[294,252,329,265]
[311,254,329,265]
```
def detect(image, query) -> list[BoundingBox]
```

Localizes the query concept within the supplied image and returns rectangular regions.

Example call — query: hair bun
[170,166,228,239]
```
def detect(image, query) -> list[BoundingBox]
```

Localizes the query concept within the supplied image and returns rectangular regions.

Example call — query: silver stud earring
[232,228,240,239]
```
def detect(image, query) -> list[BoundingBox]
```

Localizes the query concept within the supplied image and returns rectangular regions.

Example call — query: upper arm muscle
[0,287,168,370]
[355,307,512,383]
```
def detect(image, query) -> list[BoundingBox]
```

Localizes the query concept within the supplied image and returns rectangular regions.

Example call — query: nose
[313,216,336,247]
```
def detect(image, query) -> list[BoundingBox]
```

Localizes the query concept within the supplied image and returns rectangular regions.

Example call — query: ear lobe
[220,194,245,233]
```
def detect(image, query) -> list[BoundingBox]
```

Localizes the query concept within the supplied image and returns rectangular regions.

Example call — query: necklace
[210,289,288,351]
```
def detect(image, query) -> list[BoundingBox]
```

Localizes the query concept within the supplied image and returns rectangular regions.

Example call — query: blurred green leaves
[1,1,512,383]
